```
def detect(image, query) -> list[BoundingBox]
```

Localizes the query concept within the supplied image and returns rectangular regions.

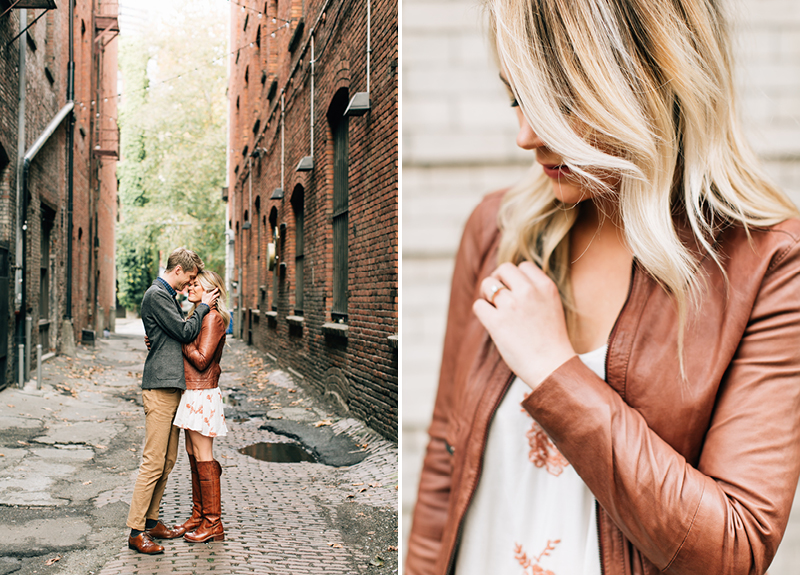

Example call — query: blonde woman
[172,270,229,543]
[407,1,800,574]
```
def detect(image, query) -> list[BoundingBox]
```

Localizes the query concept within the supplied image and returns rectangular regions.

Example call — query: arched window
[269,207,279,312]
[328,89,349,321]
[291,185,304,315]
[255,196,261,293]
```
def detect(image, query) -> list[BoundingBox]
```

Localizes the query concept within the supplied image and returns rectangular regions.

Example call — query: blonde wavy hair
[489,0,798,352]
[187,270,231,329]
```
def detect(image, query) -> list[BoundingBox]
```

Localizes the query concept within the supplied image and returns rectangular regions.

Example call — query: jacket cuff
[520,355,609,444]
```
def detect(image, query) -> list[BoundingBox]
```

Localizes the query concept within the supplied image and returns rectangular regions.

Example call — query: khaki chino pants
[126,388,182,530]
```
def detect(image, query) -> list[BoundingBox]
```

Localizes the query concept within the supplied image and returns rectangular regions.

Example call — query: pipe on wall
[15,8,27,387]
[66,0,75,319]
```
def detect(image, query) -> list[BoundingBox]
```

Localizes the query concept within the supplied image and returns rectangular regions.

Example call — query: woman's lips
[541,164,572,179]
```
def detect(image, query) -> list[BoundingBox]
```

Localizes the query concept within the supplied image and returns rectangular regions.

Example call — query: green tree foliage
[117,0,228,312]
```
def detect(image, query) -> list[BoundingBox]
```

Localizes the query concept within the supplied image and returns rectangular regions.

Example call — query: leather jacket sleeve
[406,192,505,575]
[521,235,800,574]
[182,312,226,371]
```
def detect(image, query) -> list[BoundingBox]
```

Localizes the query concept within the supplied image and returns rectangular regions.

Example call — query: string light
[221,0,291,23]
[73,25,286,109]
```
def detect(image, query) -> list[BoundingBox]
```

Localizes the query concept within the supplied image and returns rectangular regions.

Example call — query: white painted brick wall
[402,1,800,570]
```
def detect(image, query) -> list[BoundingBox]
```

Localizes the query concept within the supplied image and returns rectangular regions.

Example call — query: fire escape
[92,0,119,158]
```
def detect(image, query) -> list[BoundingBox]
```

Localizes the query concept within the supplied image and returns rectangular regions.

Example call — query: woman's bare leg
[187,429,214,461]
[184,429,194,456]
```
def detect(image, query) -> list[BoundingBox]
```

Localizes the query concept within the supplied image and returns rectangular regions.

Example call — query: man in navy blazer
[126,247,219,554]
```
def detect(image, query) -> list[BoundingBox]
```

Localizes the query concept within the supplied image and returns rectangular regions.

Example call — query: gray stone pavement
[0,318,398,575]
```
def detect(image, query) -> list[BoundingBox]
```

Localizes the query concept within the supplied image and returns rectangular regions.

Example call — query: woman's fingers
[473,261,575,389]
[480,276,510,306]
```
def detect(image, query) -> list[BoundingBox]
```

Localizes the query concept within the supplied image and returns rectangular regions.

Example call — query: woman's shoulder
[204,309,227,327]
[721,217,800,271]
[460,189,509,250]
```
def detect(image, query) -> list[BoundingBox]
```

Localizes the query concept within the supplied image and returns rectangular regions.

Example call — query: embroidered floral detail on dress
[514,540,560,575]
[186,403,204,415]
[522,393,569,476]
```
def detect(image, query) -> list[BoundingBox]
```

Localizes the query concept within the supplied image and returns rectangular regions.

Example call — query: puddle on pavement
[239,442,317,463]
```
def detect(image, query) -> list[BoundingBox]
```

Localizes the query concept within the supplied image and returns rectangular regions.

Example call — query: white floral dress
[173,388,228,438]
[455,346,607,575]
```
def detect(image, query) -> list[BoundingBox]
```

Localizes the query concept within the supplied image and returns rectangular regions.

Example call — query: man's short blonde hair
[165,247,204,274]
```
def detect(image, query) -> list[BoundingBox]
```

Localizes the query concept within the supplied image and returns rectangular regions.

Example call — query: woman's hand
[201,288,220,308]
[473,261,576,390]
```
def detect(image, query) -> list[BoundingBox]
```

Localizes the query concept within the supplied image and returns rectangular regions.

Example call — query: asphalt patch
[259,419,368,467]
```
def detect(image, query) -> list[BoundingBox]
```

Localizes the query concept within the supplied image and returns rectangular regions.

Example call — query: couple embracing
[126,247,231,555]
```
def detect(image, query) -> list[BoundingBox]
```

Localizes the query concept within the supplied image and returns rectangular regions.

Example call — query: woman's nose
[515,109,544,150]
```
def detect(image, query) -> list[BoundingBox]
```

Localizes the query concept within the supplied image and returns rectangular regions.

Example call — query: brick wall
[0,2,118,387]
[401,0,800,565]
[228,0,398,441]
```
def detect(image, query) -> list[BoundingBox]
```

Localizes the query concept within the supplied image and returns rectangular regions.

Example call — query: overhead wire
[73,21,288,108]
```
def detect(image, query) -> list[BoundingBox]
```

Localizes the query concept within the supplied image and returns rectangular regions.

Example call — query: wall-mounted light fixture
[344,92,370,117]
[344,0,372,117]
[270,187,284,200]
[295,156,313,171]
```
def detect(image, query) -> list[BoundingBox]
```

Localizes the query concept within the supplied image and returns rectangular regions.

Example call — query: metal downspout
[15,9,26,387]
[67,0,75,319]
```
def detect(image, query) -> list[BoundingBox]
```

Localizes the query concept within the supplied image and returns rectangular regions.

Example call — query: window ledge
[388,334,398,349]
[286,315,304,326]
[249,309,260,316]
[265,311,278,319]
[322,322,349,338]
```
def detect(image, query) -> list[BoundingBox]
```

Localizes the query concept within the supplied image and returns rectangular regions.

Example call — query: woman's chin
[551,181,595,205]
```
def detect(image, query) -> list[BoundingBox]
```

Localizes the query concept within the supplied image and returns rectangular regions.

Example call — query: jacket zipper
[445,371,516,575]
[596,259,639,575]
[595,500,605,575]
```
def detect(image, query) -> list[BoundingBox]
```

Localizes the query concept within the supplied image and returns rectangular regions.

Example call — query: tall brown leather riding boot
[184,460,224,543]
[176,454,202,532]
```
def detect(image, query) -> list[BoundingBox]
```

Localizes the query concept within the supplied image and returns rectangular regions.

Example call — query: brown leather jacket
[182,310,226,390]
[406,190,800,575]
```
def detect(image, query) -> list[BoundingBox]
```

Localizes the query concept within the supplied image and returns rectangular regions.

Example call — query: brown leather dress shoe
[146,520,186,539]
[128,532,164,554]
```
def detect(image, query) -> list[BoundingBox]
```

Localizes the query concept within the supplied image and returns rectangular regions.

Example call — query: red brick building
[0,0,118,388]
[227,0,398,440]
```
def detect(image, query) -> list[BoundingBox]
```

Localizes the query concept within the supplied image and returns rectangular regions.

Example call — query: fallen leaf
[17,440,28,446]
[387,545,398,552]
[328,543,343,548]
[6,404,13,408]
[369,556,385,567]
[352,482,364,486]
[94,444,107,449]
[314,420,332,428]
[82,481,92,485]
[45,555,61,565]
[369,482,383,488]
